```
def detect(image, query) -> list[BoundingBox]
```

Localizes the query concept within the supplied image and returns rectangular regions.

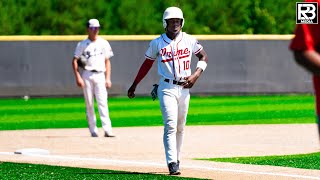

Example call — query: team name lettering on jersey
[145,32,203,79]
[160,48,190,62]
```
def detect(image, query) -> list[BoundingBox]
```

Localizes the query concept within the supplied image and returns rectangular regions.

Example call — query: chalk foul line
[0,152,319,180]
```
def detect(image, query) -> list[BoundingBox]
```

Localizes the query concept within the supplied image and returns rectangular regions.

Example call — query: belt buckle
[164,79,183,85]
[176,81,183,85]
[165,79,176,84]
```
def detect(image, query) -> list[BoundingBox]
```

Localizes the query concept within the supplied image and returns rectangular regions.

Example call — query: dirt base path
[1,124,320,179]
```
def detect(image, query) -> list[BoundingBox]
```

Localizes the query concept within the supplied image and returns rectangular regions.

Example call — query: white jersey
[145,32,203,81]
[74,37,114,72]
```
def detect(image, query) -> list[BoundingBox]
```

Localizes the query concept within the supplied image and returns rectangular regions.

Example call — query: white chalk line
[0,152,319,179]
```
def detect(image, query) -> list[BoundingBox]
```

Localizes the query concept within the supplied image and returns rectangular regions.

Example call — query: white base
[14,148,50,155]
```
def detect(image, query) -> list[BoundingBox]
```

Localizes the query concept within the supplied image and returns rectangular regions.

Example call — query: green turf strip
[197,152,320,170]
[0,95,316,130]
[0,162,203,180]
[0,103,313,118]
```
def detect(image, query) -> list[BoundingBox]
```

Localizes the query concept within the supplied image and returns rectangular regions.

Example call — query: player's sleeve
[189,35,203,55]
[290,24,315,51]
[74,42,83,58]
[104,40,114,59]
[145,40,158,60]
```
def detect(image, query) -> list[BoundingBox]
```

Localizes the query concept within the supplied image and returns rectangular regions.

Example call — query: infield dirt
[0,124,320,179]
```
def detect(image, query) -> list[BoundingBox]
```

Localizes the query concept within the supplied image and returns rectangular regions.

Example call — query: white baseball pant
[82,70,113,135]
[158,77,190,165]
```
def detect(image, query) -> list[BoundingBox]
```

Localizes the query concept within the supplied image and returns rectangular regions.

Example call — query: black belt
[90,70,99,72]
[164,79,184,85]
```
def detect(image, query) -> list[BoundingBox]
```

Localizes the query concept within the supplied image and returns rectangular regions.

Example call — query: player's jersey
[145,32,203,81]
[289,0,320,115]
[74,37,114,72]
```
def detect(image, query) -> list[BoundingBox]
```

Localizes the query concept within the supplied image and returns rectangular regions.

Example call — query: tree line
[0,0,300,35]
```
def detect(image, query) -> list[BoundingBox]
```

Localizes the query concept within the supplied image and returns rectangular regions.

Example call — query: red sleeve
[290,24,316,51]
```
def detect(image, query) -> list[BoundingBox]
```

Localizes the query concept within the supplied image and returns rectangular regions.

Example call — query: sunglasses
[89,27,99,31]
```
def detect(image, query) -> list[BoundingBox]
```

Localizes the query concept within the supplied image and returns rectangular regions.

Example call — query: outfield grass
[0,94,316,130]
[197,152,320,170]
[0,162,202,180]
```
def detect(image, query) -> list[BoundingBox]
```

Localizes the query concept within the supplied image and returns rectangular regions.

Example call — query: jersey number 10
[183,60,190,70]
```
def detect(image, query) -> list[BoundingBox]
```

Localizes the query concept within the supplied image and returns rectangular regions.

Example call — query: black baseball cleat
[168,162,181,175]
[104,131,115,137]
[91,132,98,137]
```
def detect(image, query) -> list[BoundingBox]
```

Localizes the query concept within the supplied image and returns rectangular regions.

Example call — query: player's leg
[94,72,114,136]
[158,81,179,168]
[176,88,190,164]
[313,75,320,142]
[82,71,98,136]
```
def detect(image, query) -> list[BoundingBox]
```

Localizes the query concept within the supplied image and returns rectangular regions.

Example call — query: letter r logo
[296,2,318,24]
[298,4,316,19]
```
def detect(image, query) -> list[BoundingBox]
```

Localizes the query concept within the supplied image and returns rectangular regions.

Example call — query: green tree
[0,0,299,35]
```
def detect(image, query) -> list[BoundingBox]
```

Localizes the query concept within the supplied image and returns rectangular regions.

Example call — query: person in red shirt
[289,0,320,141]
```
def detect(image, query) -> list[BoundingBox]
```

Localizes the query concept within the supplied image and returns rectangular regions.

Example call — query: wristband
[196,61,207,71]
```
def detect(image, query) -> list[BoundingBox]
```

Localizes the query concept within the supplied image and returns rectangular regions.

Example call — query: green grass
[197,152,320,170]
[0,94,316,130]
[0,162,203,180]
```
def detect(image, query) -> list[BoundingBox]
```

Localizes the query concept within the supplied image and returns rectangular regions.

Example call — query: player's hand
[182,74,199,89]
[127,84,136,99]
[183,68,203,88]
[76,78,85,88]
[106,80,112,89]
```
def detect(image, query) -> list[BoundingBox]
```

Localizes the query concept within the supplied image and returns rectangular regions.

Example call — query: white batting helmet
[162,7,184,29]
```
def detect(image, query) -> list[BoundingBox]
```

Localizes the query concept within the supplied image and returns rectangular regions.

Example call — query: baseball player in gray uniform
[127,7,208,175]
[72,19,115,138]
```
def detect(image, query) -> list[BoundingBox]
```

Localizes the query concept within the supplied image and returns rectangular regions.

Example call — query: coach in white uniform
[72,19,115,138]
[127,7,208,175]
